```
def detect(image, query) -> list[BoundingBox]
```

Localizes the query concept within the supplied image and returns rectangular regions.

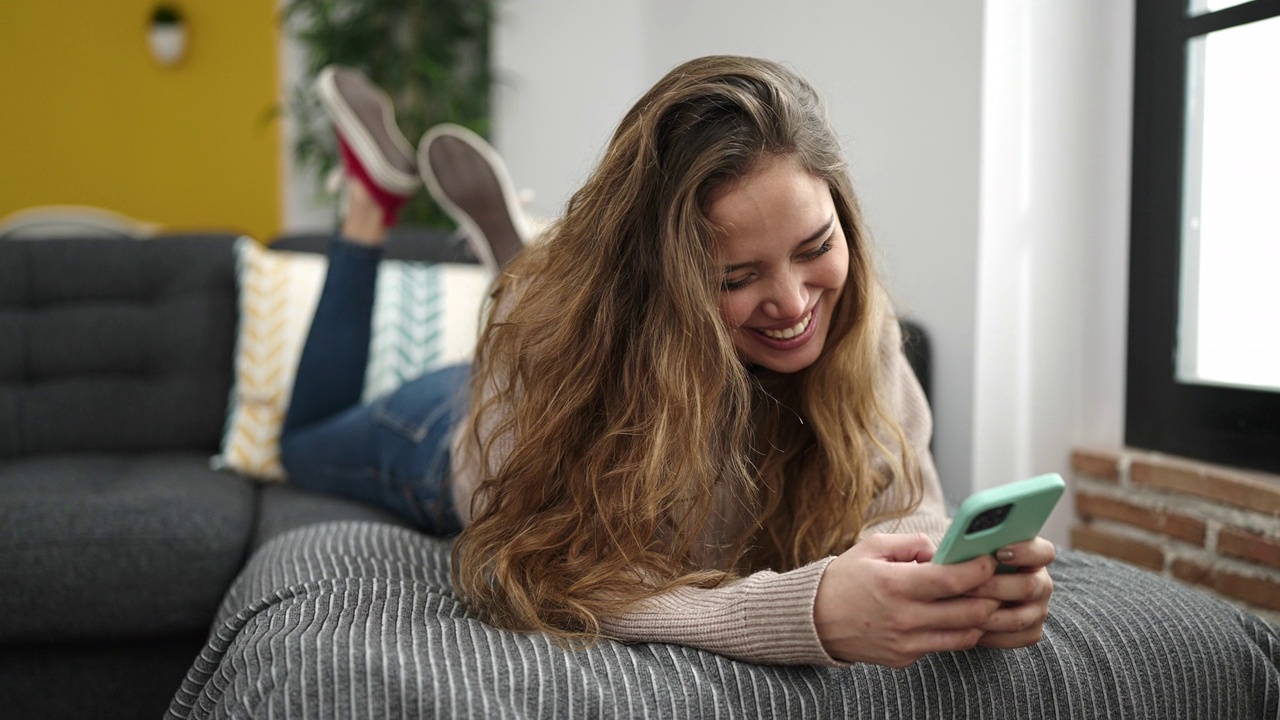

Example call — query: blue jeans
[280,237,465,535]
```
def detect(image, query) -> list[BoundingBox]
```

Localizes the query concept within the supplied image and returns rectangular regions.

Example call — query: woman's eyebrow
[723,216,835,273]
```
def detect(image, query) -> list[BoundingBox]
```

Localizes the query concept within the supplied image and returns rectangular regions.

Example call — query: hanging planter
[147,4,188,66]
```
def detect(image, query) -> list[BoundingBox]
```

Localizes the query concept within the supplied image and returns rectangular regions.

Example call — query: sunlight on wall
[0,1,281,241]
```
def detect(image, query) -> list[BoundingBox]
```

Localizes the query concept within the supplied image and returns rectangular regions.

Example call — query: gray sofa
[4,234,1279,720]
[0,234,416,719]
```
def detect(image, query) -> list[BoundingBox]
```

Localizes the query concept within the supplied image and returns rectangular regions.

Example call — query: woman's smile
[749,304,818,348]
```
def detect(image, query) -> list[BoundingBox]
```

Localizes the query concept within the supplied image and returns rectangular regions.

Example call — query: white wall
[493,0,987,502]
[490,0,651,217]
[974,1,1133,543]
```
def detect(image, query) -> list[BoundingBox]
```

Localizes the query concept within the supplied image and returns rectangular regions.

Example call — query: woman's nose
[761,274,809,320]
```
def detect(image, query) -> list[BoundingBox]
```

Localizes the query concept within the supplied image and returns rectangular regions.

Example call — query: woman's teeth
[758,311,812,340]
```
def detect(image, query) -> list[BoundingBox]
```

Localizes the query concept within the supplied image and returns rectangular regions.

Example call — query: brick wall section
[1071,447,1280,624]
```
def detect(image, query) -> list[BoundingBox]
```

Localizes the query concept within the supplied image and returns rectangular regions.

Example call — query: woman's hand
[966,537,1056,649]
[813,533,1000,667]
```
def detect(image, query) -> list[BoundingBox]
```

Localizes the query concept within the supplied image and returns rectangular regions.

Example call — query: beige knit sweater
[450,318,951,666]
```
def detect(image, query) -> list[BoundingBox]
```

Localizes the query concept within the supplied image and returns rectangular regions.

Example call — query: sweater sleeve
[598,558,840,666]
[600,317,950,666]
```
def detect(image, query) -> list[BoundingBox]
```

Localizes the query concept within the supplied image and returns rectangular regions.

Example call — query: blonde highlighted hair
[453,55,922,639]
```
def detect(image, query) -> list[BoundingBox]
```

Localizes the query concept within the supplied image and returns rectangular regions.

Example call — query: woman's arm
[598,559,841,665]
[599,540,1000,667]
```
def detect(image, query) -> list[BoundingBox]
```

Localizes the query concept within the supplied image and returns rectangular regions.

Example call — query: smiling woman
[711,154,850,373]
[454,55,1000,665]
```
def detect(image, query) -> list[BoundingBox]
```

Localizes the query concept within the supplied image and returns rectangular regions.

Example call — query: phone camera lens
[966,504,1012,534]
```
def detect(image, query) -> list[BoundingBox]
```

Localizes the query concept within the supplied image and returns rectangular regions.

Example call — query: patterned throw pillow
[213,238,490,481]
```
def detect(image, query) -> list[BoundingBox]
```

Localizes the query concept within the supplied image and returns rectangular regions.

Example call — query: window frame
[1127,0,1280,474]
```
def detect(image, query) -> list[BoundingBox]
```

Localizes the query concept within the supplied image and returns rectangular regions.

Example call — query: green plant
[283,0,494,228]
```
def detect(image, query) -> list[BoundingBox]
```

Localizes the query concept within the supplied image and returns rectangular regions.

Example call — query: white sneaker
[418,124,528,273]
[316,66,419,199]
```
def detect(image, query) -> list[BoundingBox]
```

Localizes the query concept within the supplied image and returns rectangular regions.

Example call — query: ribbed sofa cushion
[0,235,238,458]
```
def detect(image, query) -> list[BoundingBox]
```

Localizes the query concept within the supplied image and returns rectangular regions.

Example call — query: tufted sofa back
[0,235,239,458]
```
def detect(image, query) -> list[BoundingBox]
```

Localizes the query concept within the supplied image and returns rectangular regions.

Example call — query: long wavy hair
[453,55,922,639]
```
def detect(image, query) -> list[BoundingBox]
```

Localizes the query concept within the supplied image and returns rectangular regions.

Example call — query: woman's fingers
[929,628,989,654]
[975,566,1053,649]
[978,601,1049,648]
[816,537,1003,665]
[967,567,1053,602]
[995,536,1057,568]
[980,596,1049,634]
[978,625,1046,649]
[879,628,988,668]
[900,554,999,601]
[859,532,938,563]
[839,598,998,668]
[909,595,1002,630]
[816,535,1054,665]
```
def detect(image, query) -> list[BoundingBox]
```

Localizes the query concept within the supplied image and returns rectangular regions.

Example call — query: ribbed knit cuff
[599,557,844,667]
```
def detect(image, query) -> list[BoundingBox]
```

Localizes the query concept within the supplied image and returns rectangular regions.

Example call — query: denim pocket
[370,364,470,443]
[373,390,450,443]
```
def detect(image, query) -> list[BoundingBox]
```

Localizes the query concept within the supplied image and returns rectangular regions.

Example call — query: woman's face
[709,155,850,374]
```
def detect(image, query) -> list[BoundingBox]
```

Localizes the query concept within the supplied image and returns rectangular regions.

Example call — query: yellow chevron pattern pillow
[214,239,326,480]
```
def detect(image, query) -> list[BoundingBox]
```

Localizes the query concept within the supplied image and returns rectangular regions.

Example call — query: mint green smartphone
[932,473,1065,569]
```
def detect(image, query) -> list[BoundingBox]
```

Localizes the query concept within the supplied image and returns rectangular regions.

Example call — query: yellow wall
[0,1,281,240]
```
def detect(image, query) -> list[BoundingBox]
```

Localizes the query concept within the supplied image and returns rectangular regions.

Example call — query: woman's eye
[801,239,833,261]
[722,275,752,291]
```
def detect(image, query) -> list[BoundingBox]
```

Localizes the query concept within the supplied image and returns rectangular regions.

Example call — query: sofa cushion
[0,235,238,458]
[0,453,254,642]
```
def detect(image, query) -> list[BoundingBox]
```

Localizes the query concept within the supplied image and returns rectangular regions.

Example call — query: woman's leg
[280,229,382,435]
[281,363,468,534]
[277,66,469,533]
[283,64,410,432]
[280,199,465,532]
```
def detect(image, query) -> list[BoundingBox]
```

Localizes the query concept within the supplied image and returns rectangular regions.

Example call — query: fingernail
[996,549,1015,562]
